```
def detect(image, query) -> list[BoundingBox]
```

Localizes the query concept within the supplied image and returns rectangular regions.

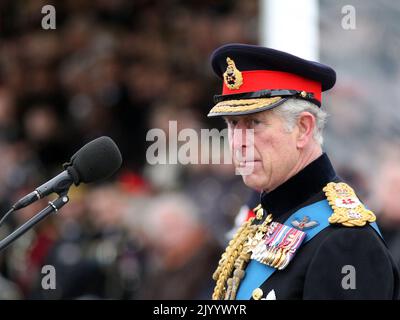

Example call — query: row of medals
[244,205,295,270]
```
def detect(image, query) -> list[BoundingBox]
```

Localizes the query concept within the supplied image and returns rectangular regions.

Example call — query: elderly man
[208,44,399,300]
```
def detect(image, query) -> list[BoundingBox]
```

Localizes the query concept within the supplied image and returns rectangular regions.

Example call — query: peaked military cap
[208,43,336,117]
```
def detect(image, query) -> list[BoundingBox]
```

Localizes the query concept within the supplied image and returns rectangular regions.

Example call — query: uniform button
[252,288,263,300]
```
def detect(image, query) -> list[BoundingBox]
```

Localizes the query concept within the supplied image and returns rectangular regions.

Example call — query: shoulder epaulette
[323,182,376,227]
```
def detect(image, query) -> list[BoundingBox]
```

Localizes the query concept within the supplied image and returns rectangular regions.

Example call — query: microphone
[12,136,123,210]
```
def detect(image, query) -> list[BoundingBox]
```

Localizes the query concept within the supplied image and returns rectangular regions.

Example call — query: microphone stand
[0,192,69,253]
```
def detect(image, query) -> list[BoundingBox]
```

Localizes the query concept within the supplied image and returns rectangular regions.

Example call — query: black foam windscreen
[69,136,122,184]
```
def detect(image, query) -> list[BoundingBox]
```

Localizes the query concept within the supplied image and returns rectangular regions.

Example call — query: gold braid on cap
[209,97,282,115]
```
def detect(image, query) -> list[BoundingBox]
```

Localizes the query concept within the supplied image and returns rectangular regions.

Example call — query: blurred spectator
[371,157,400,269]
[136,193,221,299]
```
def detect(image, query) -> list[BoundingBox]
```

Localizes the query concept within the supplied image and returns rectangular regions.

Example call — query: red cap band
[222,70,322,102]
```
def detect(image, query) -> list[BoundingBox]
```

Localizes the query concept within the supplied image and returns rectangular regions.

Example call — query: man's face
[224,109,300,192]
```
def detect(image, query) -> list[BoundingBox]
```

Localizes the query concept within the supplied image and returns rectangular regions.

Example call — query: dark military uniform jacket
[247,154,399,300]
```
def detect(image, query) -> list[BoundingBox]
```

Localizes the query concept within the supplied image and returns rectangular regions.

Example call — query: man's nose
[232,125,250,150]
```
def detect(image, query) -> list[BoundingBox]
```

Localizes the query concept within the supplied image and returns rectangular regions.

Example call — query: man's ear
[296,112,316,148]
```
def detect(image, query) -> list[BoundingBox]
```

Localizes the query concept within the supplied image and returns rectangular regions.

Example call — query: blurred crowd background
[0,0,399,299]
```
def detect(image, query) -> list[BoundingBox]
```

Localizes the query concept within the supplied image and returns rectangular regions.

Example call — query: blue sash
[235,199,382,300]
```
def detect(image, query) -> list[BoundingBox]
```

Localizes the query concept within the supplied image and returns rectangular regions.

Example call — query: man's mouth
[238,160,261,167]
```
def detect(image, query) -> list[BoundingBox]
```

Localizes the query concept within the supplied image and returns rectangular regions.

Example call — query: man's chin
[241,174,264,191]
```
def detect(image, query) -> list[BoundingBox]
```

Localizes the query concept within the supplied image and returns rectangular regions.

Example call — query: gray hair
[273,99,328,145]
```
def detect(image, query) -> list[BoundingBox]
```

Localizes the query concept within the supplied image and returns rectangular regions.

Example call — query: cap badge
[223,57,243,90]
[324,182,376,227]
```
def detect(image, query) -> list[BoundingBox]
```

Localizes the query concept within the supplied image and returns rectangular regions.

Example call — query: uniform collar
[260,153,337,218]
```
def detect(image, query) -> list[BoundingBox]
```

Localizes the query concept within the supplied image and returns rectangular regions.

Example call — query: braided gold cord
[212,220,250,281]
[212,218,258,300]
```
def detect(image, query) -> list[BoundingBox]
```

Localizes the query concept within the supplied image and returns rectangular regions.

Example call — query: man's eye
[250,119,261,126]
